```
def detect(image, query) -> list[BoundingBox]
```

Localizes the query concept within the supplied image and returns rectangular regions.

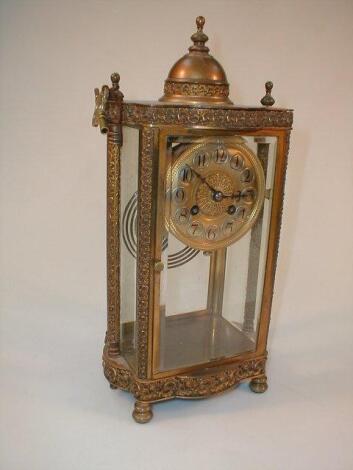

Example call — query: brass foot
[249,375,268,393]
[132,401,153,424]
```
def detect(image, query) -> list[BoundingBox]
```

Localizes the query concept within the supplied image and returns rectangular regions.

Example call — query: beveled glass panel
[157,134,277,373]
[120,126,139,370]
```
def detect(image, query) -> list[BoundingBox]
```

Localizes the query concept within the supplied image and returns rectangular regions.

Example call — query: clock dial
[166,138,265,250]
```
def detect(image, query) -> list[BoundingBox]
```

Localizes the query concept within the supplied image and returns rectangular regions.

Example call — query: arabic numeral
[194,152,209,168]
[206,226,218,240]
[189,221,203,237]
[241,168,253,183]
[235,207,246,219]
[174,187,185,203]
[223,221,234,235]
[176,207,189,224]
[230,154,244,170]
[215,147,228,164]
[179,166,193,183]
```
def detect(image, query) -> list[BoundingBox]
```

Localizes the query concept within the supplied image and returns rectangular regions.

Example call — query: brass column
[207,248,227,316]
[207,248,227,359]
[106,130,121,355]
[93,73,124,356]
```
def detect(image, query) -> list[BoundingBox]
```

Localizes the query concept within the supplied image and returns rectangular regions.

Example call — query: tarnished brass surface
[136,127,158,379]
[103,348,267,402]
[122,102,293,129]
[166,137,265,251]
[92,85,109,134]
[261,81,275,107]
[160,16,232,104]
[154,261,165,272]
[207,248,227,316]
[249,375,268,393]
[132,401,153,424]
[92,73,123,356]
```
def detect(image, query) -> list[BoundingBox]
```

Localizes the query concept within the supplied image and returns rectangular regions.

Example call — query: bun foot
[249,375,268,393]
[132,401,153,423]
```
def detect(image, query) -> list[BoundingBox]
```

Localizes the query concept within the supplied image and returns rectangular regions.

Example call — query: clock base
[103,346,268,422]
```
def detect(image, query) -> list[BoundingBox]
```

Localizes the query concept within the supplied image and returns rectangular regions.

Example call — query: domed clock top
[160,16,232,105]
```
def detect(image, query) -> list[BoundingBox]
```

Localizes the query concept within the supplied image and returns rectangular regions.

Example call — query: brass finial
[110,72,124,101]
[189,16,209,52]
[196,15,205,31]
[261,81,275,107]
[111,72,120,89]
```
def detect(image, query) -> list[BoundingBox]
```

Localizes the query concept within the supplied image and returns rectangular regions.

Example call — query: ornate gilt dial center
[196,172,234,216]
[166,137,266,251]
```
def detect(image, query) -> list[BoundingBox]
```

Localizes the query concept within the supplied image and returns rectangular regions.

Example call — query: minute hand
[186,165,218,194]
[222,190,244,201]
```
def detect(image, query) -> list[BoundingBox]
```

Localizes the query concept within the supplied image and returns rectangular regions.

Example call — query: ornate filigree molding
[163,81,229,99]
[106,132,121,354]
[136,128,156,378]
[122,103,293,129]
[93,74,124,356]
[103,355,266,402]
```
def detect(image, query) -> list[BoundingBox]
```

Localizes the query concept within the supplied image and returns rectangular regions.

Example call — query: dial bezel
[165,137,266,250]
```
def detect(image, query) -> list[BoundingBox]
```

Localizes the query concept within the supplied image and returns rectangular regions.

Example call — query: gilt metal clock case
[92,16,293,423]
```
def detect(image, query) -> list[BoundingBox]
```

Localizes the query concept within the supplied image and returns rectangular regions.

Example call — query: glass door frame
[152,126,288,379]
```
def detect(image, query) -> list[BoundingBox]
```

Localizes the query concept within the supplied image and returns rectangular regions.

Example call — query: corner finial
[110,72,124,101]
[261,81,275,107]
[189,16,209,52]
[111,72,120,89]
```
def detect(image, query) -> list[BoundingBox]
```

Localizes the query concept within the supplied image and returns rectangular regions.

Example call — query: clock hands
[222,190,243,201]
[185,165,250,203]
[221,188,256,202]
[185,165,218,195]
[186,165,230,202]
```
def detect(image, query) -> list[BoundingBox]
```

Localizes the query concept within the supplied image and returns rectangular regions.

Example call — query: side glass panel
[222,137,277,341]
[157,134,277,373]
[120,126,139,370]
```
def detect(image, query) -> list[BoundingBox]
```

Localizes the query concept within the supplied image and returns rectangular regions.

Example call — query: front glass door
[155,132,278,373]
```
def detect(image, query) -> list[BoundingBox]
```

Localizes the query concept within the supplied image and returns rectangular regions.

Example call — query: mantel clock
[92,16,293,423]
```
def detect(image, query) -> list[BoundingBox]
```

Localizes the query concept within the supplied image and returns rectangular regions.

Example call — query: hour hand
[185,164,204,182]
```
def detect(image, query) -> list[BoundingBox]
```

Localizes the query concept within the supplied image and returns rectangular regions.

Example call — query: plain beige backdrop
[1,1,353,469]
